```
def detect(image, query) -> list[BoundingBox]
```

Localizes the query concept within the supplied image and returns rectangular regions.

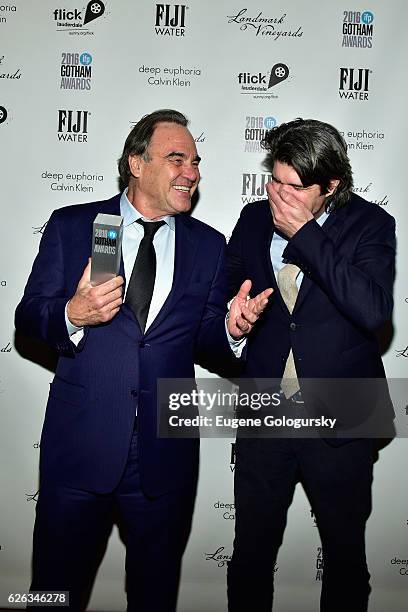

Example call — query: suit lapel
[145,214,198,335]
[255,206,298,314]
[293,207,347,313]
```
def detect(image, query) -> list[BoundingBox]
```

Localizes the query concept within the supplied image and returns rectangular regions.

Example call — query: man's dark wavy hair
[118,109,188,191]
[261,118,353,211]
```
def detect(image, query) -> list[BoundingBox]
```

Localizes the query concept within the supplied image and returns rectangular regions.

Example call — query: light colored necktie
[277,263,301,399]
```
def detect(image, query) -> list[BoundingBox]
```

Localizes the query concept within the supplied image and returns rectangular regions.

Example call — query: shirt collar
[120,189,175,231]
[316,209,330,226]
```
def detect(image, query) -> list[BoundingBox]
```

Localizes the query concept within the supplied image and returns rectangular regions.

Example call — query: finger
[78,259,92,288]
[236,279,252,301]
[247,288,273,312]
[105,297,123,311]
[235,317,252,333]
[97,297,123,321]
[101,288,123,305]
[92,289,123,312]
[266,181,277,199]
[258,287,273,300]
[266,181,284,202]
[240,305,258,324]
[94,275,124,296]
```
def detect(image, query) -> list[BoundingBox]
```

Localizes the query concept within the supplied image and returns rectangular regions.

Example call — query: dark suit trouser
[227,437,374,612]
[29,432,195,612]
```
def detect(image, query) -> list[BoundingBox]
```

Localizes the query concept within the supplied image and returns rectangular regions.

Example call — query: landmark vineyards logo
[238,63,289,99]
[155,4,188,36]
[57,109,90,142]
[53,1,105,34]
[25,490,39,503]
[205,546,232,568]
[1,342,12,353]
[352,181,389,207]
[342,10,374,48]
[339,67,371,101]
[60,52,93,90]
[0,54,22,80]
[32,221,48,235]
[244,115,277,152]
[227,8,303,40]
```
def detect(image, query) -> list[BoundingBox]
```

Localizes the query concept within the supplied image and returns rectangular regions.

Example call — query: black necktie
[125,219,165,332]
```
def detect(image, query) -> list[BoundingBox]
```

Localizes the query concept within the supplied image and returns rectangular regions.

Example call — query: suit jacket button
[139,341,145,348]
[289,322,297,331]
[130,389,138,398]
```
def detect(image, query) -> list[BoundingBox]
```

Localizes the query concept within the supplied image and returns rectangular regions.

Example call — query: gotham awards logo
[315,547,324,581]
[244,115,277,152]
[342,10,374,48]
[60,52,93,90]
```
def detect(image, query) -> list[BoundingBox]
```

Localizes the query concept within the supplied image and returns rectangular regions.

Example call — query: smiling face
[271,161,338,218]
[127,122,201,219]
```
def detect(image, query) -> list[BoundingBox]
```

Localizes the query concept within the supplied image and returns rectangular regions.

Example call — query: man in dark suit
[226,119,396,612]
[15,109,270,612]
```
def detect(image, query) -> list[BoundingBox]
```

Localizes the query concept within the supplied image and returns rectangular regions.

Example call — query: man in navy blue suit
[15,109,271,612]
[226,119,396,612]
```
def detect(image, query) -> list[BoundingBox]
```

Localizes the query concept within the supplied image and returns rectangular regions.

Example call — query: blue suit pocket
[49,375,86,406]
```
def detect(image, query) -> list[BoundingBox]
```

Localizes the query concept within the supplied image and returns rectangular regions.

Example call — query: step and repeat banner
[1,1,407,610]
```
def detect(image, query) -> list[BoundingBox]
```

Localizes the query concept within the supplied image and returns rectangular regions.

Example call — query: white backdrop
[1,1,407,610]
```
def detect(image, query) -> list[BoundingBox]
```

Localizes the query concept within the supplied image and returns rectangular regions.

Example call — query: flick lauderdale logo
[238,63,290,99]
[53,1,106,33]
[0,105,7,124]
